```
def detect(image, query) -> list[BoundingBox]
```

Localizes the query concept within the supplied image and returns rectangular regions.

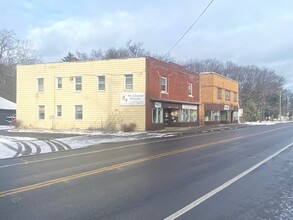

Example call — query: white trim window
[188,83,193,96]
[38,105,45,120]
[37,78,44,92]
[75,105,83,120]
[161,77,167,93]
[75,76,82,91]
[56,77,62,89]
[56,105,62,117]
[97,75,105,91]
[124,74,133,90]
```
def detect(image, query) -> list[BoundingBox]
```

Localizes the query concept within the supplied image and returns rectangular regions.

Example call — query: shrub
[101,112,122,133]
[121,123,137,132]
[14,119,23,128]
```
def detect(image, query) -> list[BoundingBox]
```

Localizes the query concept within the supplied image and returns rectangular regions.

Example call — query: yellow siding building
[200,72,239,125]
[17,58,147,130]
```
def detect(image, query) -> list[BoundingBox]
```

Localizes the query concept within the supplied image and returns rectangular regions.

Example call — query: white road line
[24,141,36,155]
[164,142,293,220]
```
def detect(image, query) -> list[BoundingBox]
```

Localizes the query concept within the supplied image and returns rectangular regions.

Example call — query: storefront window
[233,111,238,121]
[205,111,220,121]
[170,110,179,122]
[179,109,197,122]
[152,108,163,124]
[220,111,227,121]
[212,111,220,121]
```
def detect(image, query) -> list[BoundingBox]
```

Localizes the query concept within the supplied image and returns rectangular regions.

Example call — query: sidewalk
[160,123,251,134]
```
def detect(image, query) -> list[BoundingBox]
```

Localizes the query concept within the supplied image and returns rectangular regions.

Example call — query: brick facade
[145,57,200,130]
[200,72,239,125]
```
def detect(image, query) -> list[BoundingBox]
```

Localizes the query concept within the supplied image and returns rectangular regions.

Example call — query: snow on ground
[57,132,172,149]
[244,120,292,126]
[0,126,14,130]
[0,129,175,159]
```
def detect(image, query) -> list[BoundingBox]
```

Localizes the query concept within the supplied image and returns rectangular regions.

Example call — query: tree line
[0,28,292,121]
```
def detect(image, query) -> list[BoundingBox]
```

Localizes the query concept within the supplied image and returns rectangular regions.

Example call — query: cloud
[27,11,141,60]
[21,0,293,89]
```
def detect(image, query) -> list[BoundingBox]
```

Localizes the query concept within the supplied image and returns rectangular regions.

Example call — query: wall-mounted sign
[155,102,162,108]
[182,104,197,110]
[224,105,230,110]
[120,93,145,105]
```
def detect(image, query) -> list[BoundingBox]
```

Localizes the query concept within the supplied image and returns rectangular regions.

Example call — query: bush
[101,112,122,133]
[121,123,137,132]
[14,119,23,128]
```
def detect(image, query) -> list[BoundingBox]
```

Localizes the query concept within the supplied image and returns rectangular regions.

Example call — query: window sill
[161,91,168,94]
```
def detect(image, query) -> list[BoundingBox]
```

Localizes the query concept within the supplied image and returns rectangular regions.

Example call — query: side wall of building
[17,58,147,130]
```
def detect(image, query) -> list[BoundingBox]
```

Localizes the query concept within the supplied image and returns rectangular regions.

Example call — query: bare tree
[0,29,40,101]
[0,29,40,65]
[183,59,286,120]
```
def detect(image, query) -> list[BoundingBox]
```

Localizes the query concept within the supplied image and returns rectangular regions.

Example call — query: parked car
[6,114,16,125]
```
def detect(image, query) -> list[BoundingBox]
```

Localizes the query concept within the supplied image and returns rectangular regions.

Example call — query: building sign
[224,105,230,110]
[182,104,197,110]
[155,102,162,108]
[120,93,145,105]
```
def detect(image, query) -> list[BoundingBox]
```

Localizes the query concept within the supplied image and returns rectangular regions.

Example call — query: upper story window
[124,74,133,90]
[37,78,44,92]
[161,77,167,93]
[97,75,105,91]
[75,105,83,120]
[233,92,237,102]
[75,76,82,91]
[56,105,62,117]
[56,77,62,89]
[225,90,230,100]
[217,88,222,99]
[38,105,45,120]
[188,83,193,96]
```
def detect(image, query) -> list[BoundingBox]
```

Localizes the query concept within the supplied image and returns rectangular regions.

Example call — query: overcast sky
[1,0,293,89]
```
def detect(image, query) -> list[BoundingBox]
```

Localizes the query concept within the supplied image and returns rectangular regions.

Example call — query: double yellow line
[0,126,289,197]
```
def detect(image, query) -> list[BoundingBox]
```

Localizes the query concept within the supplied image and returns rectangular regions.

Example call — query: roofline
[17,57,148,67]
[200,71,238,83]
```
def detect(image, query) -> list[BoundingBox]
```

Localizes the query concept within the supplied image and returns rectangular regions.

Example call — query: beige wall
[199,72,239,123]
[17,58,147,130]
[200,72,239,104]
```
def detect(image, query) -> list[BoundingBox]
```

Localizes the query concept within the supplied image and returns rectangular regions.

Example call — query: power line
[163,0,214,59]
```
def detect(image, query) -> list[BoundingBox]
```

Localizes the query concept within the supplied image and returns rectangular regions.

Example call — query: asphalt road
[0,123,292,220]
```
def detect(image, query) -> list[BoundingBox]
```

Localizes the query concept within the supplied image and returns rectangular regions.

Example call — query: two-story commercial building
[200,72,239,125]
[17,57,200,131]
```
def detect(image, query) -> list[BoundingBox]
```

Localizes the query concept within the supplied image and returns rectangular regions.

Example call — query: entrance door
[164,109,171,126]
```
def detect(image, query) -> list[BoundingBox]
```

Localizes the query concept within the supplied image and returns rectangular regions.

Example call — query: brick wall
[145,57,200,129]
